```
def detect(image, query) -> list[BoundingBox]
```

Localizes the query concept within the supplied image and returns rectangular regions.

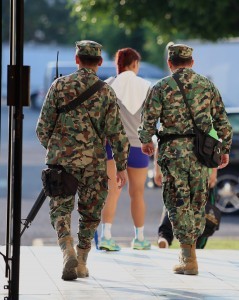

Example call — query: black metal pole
[5,0,15,283]
[9,0,24,298]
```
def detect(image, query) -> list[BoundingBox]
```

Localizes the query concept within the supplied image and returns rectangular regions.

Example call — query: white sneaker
[157,237,169,248]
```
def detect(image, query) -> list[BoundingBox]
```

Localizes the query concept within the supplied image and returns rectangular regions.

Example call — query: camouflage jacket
[36,67,130,171]
[138,68,233,155]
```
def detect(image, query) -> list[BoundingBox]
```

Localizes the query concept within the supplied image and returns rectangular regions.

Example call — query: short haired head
[115,48,141,74]
[75,40,102,57]
[168,43,193,66]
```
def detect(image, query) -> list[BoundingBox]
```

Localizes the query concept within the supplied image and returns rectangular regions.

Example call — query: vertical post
[5,0,15,290]
[10,0,24,297]
[5,0,27,298]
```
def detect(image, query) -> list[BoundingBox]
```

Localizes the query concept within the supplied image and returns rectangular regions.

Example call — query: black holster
[41,165,78,197]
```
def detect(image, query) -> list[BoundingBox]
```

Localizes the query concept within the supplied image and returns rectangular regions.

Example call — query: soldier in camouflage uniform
[36,40,129,281]
[138,43,232,275]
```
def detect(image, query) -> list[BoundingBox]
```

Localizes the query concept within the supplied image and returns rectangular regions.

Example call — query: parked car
[216,107,239,213]
[29,60,166,110]
[43,60,165,89]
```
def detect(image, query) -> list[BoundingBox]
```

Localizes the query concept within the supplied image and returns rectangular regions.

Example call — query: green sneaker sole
[99,246,121,251]
[133,246,151,250]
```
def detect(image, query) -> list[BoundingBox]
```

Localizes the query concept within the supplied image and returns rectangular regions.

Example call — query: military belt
[158,134,195,145]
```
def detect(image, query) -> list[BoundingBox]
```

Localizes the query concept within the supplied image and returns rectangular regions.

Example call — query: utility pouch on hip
[194,129,222,168]
[41,166,78,197]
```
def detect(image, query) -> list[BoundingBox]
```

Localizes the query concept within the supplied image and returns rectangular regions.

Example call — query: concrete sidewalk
[1,246,239,299]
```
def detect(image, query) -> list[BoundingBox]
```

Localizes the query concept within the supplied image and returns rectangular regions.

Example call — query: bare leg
[101,159,122,224]
[99,159,122,250]
[127,167,148,227]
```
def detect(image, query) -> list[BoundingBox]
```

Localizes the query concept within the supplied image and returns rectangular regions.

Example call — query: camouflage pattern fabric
[138,68,232,154]
[36,67,129,247]
[160,141,209,244]
[75,40,102,57]
[36,67,129,172]
[168,43,193,60]
[138,67,233,244]
[49,167,108,249]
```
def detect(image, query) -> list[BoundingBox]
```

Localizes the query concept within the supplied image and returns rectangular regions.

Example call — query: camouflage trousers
[49,166,108,249]
[160,154,209,245]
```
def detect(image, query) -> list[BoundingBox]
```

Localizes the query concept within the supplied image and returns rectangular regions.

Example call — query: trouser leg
[161,157,208,245]
[49,195,75,238]
[77,170,108,249]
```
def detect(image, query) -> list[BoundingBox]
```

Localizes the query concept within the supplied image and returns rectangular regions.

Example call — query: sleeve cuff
[116,162,128,172]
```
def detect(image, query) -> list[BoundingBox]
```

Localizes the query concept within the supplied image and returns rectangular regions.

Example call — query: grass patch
[170,238,239,250]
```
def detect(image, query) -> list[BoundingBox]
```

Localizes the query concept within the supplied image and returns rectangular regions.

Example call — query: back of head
[115,48,141,74]
[167,43,193,67]
[75,40,102,66]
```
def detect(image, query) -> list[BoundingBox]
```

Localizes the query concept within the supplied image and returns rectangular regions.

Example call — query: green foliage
[68,2,168,66]
[70,20,148,60]
[70,0,239,41]
[2,0,79,44]
[68,0,239,66]
[3,0,239,67]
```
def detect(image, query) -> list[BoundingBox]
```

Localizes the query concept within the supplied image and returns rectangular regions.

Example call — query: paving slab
[1,246,239,299]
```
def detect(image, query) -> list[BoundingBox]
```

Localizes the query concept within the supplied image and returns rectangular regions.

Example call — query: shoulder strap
[172,73,199,131]
[57,79,106,114]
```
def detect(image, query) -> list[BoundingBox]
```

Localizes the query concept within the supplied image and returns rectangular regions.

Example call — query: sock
[101,223,112,240]
[135,226,144,241]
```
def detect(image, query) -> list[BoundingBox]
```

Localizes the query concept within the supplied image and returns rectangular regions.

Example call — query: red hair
[115,48,141,74]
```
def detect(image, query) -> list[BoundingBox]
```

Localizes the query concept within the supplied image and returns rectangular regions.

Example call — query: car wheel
[216,174,239,213]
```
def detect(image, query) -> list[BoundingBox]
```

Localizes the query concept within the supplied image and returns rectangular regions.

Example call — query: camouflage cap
[168,43,193,60]
[75,40,102,57]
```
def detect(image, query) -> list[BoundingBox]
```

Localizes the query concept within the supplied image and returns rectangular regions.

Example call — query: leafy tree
[68,0,239,66]
[69,0,239,41]
[1,0,170,66]
[68,3,168,66]
[4,0,238,67]
[70,19,147,59]
[2,0,79,44]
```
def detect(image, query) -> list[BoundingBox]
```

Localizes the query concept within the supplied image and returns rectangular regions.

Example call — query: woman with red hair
[99,48,152,251]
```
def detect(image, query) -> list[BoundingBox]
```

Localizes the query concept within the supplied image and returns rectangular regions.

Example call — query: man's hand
[116,170,128,189]
[218,153,230,169]
[141,141,154,156]
[154,164,163,187]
